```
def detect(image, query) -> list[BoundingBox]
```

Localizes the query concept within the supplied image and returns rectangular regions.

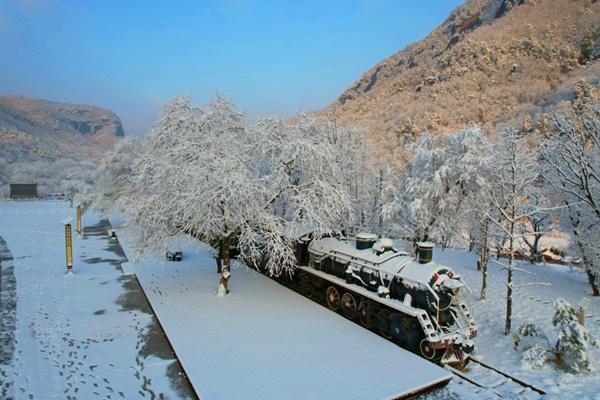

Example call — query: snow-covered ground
[425,246,600,399]
[0,201,195,399]
[111,220,452,400]
[3,200,600,400]
[113,214,600,400]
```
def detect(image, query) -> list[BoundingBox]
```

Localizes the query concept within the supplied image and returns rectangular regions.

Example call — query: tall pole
[76,205,82,235]
[65,223,73,273]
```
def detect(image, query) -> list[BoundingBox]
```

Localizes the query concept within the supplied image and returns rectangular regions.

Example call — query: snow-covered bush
[513,322,551,369]
[522,345,550,370]
[513,322,550,351]
[514,299,599,372]
[553,298,599,373]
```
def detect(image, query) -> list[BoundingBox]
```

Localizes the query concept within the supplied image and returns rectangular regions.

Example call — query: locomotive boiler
[290,232,477,366]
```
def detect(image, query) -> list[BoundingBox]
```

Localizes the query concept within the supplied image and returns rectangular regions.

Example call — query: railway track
[446,356,546,399]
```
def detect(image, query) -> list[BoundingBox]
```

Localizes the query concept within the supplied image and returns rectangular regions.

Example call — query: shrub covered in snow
[513,322,550,352]
[514,298,599,372]
[513,322,551,370]
[553,298,599,373]
[522,345,550,370]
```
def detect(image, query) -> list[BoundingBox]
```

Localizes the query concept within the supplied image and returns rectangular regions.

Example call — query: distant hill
[0,95,124,187]
[324,0,600,157]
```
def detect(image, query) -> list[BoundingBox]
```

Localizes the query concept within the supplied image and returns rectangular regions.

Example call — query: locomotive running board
[299,265,444,342]
[299,266,422,316]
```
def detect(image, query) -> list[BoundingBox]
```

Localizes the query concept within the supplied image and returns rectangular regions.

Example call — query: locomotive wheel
[357,301,372,328]
[420,339,436,360]
[325,286,340,311]
[341,293,357,319]
[377,310,393,339]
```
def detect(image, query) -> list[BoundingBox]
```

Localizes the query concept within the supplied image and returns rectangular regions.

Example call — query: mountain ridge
[323,0,600,158]
[0,95,125,187]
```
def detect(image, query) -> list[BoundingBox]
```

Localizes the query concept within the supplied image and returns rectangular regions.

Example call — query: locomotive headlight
[441,278,463,293]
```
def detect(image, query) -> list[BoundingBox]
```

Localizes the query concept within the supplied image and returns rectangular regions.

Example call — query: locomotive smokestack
[416,242,434,264]
[356,233,378,250]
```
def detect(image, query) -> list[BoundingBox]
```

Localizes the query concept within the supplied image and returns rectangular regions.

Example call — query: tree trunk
[479,219,489,300]
[524,222,543,264]
[505,264,513,335]
[584,264,600,296]
[583,261,600,296]
[504,231,515,335]
[217,236,231,297]
[565,209,598,296]
[480,255,488,301]
[215,240,223,274]
[505,201,516,335]
[530,233,541,264]
[577,242,599,296]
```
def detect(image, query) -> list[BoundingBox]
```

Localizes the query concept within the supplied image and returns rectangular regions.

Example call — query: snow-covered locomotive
[290,232,477,366]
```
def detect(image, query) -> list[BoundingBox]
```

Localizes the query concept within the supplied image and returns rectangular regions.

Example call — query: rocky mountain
[0,96,124,186]
[324,0,600,158]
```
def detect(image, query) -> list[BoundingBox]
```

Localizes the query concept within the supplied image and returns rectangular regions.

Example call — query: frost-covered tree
[8,158,96,197]
[383,125,492,251]
[518,188,552,264]
[125,95,201,258]
[87,137,141,215]
[126,95,258,296]
[485,128,548,335]
[543,101,600,295]
[126,96,353,297]
[471,210,497,300]
[296,114,385,235]
[246,114,354,245]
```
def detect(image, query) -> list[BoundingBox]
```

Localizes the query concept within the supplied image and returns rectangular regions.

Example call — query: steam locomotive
[285,232,477,366]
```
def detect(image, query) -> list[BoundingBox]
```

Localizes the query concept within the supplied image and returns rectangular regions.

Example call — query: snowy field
[111,218,452,400]
[0,201,195,399]
[3,200,600,400]
[425,247,600,399]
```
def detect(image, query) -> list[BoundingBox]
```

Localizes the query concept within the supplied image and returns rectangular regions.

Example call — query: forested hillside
[324,0,600,160]
[0,96,124,191]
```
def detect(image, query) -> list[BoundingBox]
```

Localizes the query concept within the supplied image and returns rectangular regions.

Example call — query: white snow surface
[0,201,195,399]
[111,218,452,400]
[4,201,600,399]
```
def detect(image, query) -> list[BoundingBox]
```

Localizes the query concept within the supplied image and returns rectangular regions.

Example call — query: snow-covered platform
[114,232,452,400]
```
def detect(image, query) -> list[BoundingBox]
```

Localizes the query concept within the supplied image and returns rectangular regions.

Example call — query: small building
[9,183,38,199]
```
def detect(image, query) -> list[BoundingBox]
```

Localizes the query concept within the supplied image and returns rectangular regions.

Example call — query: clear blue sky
[0,0,463,136]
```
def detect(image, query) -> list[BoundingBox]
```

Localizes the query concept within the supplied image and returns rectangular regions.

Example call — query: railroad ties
[447,356,546,399]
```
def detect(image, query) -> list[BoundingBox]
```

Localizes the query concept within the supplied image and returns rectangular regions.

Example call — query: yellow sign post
[62,217,74,273]
[76,205,82,235]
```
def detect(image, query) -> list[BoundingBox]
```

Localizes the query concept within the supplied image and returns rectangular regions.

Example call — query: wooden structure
[9,183,38,199]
